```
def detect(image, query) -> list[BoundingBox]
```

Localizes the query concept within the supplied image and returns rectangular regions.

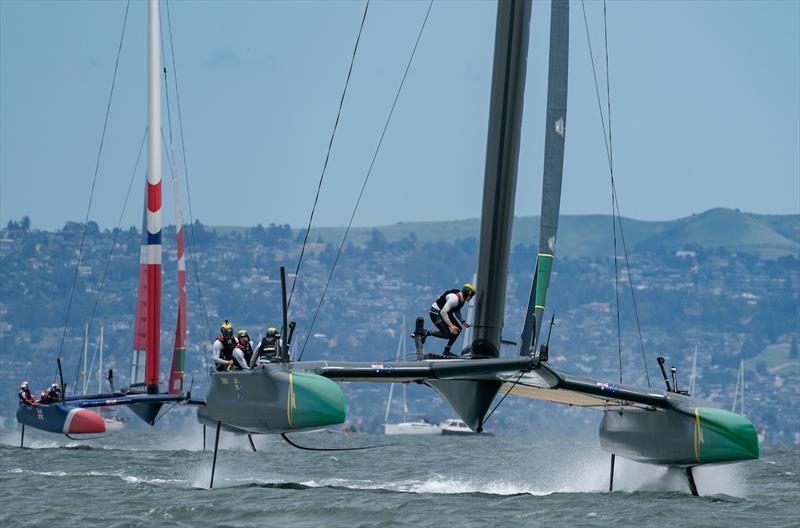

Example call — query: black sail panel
[520,0,569,356]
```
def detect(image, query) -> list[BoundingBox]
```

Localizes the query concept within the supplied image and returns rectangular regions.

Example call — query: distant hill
[251,208,797,259]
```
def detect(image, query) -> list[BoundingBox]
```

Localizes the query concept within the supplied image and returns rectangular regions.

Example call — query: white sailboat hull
[384,422,441,435]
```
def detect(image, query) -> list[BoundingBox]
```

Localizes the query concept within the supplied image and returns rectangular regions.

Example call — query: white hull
[384,422,441,435]
[439,419,481,435]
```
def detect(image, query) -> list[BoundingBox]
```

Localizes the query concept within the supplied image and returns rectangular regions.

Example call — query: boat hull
[16,404,106,435]
[599,406,759,466]
[384,422,441,435]
[198,364,346,434]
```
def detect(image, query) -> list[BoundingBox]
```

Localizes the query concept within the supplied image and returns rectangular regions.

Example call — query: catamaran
[15,0,197,443]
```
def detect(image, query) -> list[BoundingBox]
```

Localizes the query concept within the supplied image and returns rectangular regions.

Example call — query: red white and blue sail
[168,145,187,395]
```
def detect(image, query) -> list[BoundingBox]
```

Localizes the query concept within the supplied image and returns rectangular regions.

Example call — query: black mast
[471,0,533,359]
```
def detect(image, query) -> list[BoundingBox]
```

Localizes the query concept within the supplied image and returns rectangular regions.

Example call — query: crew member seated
[251,327,283,366]
[213,321,239,371]
[235,329,254,367]
[18,381,36,406]
[40,383,62,404]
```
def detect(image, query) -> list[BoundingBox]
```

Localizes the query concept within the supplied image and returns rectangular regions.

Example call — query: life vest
[215,336,237,361]
[236,342,254,365]
[18,387,32,405]
[435,289,464,311]
[48,387,62,402]
[257,336,280,360]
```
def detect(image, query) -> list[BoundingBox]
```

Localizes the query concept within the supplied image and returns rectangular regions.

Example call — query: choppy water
[1,427,798,527]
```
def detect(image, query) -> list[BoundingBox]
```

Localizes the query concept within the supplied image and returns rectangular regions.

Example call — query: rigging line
[612,199,623,384]
[482,368,530,427]
[603,0,613,171]
[56,0,131,372]
[280,433,389,451]
[287,0,371,313]
[165,0,212,351]
[297,0,434,361]
[601,0,649,386]
[82,130,148,386]
[580,0,612,172]
[614,197,651,387]
[583,0,626,383]
[602,0,622,385]
[153,402,179,424]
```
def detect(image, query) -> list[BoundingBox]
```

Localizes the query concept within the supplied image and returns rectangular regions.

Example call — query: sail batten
[520,0,569,356]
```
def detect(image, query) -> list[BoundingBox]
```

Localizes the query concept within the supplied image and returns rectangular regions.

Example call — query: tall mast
[145,0,163,393]
[81,321,89,393]
[519,0,569,356]
[470,0,532,359]
[98,323,104,393]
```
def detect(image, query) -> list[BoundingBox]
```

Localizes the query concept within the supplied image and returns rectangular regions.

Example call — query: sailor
[235,329,254,368]
[426,283,476,356]
[18,381,36,406]
[251,327,283,367]
[40,383,62,404]
[213,321,240,371]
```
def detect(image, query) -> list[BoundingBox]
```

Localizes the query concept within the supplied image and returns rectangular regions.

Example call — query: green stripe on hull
[695,407,759,464]
[534,254,553,309]
[288,372,346,429]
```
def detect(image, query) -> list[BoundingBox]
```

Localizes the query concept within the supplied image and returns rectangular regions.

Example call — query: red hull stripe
[64,409,106,434]
[147,180,162,213]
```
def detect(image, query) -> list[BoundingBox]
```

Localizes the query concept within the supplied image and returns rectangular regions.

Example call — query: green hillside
[210,208,798,259]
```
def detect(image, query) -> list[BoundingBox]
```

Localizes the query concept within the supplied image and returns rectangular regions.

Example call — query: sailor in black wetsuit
[251,327,283,367]
[426,283,476,356]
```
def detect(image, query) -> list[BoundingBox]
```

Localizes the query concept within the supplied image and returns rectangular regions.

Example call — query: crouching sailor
[425,283,475,356]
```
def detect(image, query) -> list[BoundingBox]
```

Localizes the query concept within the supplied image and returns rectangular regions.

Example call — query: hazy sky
[1,0,798,231]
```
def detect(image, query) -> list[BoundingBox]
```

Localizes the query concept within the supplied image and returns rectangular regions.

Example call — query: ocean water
[1,427,798,528]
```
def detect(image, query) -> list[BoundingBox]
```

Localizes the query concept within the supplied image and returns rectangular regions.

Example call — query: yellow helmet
[237,329,249,339]
[266,327,278,337]
[221,320,234,338]
[462,283,476,296]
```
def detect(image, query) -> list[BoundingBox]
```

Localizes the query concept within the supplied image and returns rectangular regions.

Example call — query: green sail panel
[519,0,569,356]
[534,253,554,309]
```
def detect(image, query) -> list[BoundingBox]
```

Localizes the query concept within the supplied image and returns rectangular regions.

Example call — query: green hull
[198,365,345,434]
[599,406,759,466]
